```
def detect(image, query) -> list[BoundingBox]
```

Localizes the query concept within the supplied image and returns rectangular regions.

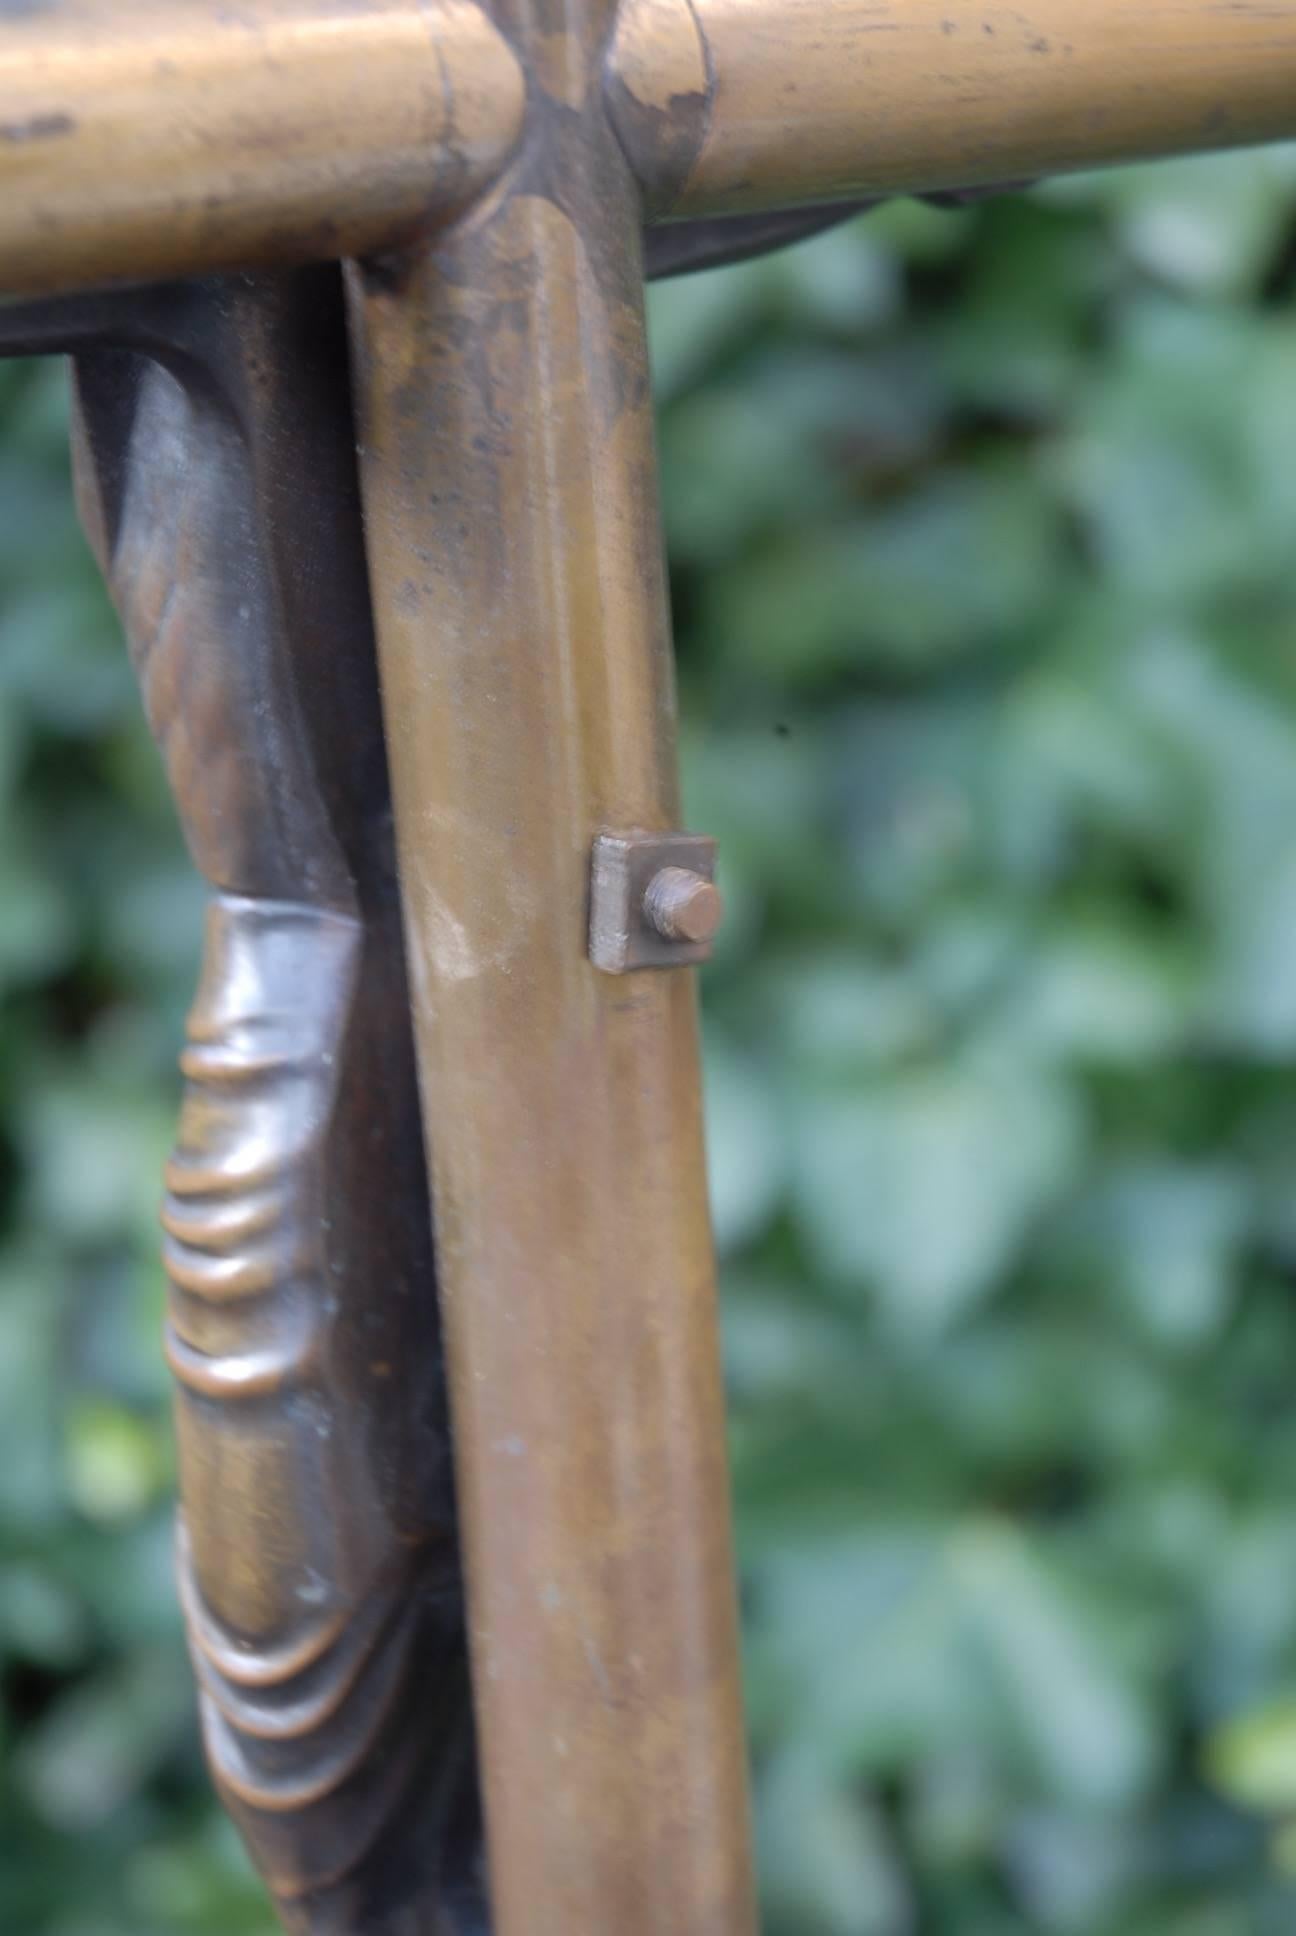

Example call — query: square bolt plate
[589,830,719,974]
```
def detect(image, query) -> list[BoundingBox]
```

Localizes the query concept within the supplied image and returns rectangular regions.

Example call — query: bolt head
[643,866,724,946]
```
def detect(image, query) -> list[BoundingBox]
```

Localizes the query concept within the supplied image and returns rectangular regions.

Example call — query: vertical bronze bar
[346,0,755,1927]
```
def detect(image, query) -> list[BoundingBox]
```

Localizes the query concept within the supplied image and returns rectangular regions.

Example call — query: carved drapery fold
[65,269,486,1935]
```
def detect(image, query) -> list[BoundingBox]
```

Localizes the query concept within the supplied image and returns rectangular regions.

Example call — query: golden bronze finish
[345,0,755,1922]
[0,0,523,298]
[6,1,1296,296]
[608,0,1296,217]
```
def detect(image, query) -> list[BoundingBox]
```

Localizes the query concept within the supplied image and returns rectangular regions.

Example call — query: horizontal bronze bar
[0,0,523,298]
[608,0,1296,217]
[5,0,1296,302]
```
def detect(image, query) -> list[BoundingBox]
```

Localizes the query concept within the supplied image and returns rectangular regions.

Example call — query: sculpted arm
[49,269,483,1935]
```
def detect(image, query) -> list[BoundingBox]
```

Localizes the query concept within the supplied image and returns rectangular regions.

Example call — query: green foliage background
[5,152,1296,1931]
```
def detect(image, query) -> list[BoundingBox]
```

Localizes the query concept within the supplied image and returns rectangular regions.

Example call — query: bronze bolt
[643,866,724,946]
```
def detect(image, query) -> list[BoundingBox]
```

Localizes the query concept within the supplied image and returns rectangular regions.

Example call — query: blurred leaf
[1097,1161,1249,1346]
[66,1401,168,1525]
[705,1038,787,1254]
[955,1522,1160,1810]
[792,1057,1083,1329]
[1105,148,1296,297]
[709,463,1064,679]
[758,1746,913,1936]
[16,1651,192,1833]
[1208,1699,1296,1814]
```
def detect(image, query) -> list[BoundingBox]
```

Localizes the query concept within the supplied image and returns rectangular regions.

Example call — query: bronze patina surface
[0,0,524,298]
[4,272,486,1934]
[346,0,756,1914]
[609,0,1296,217]
[6,0,1296,1931]
[6,1,1296,299]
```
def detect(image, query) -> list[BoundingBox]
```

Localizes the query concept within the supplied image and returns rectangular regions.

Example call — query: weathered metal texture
[0,0,524,298]
[608,0,1296,217]
[8,0,1296,299]
[589,831,722,973]
[60,271,486,1935]
[345,0,756,1923]
[5,1,1291,1931]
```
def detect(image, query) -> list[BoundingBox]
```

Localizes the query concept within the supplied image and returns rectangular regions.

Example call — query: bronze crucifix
[4,1,1296,1931]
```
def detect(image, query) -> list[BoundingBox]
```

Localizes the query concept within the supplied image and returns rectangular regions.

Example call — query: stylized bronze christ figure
[5,271,483,1930]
